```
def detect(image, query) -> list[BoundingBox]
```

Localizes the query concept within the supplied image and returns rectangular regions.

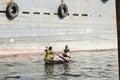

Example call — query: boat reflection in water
[44,63,70,80]
[44,64,54,78]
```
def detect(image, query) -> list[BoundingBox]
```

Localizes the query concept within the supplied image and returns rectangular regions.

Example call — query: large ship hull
[0,0,118,54]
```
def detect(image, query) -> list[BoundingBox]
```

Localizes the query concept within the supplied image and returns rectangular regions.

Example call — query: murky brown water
[0,50,119,80]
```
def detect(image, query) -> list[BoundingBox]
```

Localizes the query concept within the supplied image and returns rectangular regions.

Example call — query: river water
[0,50,119,80]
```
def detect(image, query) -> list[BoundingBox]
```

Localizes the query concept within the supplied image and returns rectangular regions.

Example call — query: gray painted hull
[0,0,118,53]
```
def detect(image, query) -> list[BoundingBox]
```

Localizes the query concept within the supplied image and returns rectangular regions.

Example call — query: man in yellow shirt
[45,46,54,59]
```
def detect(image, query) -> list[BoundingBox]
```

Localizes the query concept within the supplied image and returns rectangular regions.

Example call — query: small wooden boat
[44,58,71,64]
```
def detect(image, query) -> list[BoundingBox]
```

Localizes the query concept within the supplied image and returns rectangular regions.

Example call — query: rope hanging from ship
[58,0,68,19]
[6,0,19,20]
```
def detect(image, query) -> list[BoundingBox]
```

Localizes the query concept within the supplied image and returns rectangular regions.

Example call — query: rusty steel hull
[0,0,118,53]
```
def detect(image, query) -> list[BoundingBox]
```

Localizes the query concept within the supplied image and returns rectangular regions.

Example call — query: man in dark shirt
[62,45,70,58]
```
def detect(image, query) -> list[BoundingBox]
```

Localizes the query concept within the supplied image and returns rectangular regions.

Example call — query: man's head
[49,46,52,50]
[65,45,68,49]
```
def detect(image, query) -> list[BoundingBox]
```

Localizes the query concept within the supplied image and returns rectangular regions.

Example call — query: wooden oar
[55,54,68,62]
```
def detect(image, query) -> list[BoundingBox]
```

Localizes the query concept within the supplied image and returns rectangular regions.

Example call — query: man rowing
[62,45,70,59]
